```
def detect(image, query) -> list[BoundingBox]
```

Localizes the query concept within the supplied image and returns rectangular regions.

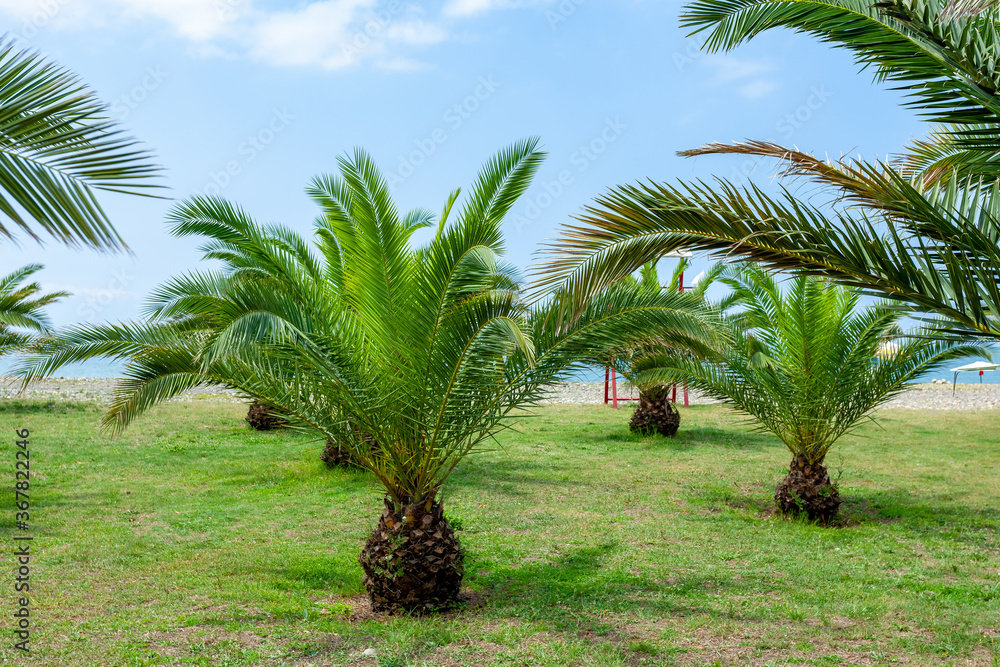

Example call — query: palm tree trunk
[628,388,681,436]
[246,400,286,431]
[320,439,354,467]
[775,454,841,524]
[359,496,464,613]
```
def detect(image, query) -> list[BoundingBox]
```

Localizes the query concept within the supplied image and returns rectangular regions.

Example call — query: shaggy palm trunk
[359,497,464,613]
[246,400,285,431]
[628,388,681,437]
[775,455,841,524]
[321,430,378,468]
[320,439,353,467]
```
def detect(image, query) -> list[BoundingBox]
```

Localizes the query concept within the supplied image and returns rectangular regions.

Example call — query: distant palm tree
[534,0,1000,343]
[631,264,981,523]
[18,140,720,611]
[0,39,162,250]
[0,264,67,358]
[612,258,729,436]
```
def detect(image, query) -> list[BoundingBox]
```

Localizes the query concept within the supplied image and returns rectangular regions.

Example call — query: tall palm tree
[631,264,982,523]
[17,140,720,612]
[534,0,1000,344]
[0,263,67,357]
[0,39,162,250]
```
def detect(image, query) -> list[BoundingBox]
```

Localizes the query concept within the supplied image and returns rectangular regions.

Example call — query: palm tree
[0,264,67,358]
[17,140,720,612]
[0,39,162,250]
[534,0,1000,344]
[611,258,729,437]
[630,264,982,523]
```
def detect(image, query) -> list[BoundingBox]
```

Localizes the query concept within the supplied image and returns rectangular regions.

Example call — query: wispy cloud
[700,54,780,100]
[739,79,779,100]
[442,0,550,17]
[2,0,454,70]
[702,54,775,84]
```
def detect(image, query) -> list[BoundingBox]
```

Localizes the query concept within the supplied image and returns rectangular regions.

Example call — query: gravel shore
[2,377,999,410]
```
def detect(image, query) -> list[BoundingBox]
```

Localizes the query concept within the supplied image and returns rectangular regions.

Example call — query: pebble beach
[2,377,999,410]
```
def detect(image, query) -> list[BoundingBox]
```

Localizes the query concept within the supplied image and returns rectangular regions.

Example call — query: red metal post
[611,367,619,408]
[604,366,610,404]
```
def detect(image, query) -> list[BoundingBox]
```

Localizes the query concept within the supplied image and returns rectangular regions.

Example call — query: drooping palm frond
[681,0,1000,179]
[548,176,1000,339]
[0,40,165,250]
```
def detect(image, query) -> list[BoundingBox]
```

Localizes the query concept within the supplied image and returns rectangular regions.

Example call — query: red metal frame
[604,270,693,409]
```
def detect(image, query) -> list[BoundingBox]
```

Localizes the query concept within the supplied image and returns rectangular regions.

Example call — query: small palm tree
[18,140,720,611]
[612,259,728,437]
[630,265,982,523]
[0,39,163,250]
[0,264,67,358]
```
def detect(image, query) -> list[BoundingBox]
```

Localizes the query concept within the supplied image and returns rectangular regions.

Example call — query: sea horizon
[3,354,998,384]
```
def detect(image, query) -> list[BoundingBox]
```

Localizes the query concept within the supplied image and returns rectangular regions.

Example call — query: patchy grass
[1,400,999,666]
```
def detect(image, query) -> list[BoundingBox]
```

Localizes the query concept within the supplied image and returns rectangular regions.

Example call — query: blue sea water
[0,356,124,379]
[2,354,996,384]
[568,354,1000,385]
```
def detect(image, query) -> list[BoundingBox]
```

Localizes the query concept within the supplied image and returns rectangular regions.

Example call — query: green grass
[1,399,999,666]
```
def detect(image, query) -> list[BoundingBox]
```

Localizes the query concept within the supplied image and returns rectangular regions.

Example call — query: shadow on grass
[691,481,1000,539]
[450,458,574,498]
[478,543,763,632]
[672,426,781,451]
[0,400,95,415]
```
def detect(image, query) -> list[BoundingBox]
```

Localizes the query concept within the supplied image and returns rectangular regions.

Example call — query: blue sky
[1,0,924,329]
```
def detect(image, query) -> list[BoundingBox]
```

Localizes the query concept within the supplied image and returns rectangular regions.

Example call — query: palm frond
[0,40,164,250]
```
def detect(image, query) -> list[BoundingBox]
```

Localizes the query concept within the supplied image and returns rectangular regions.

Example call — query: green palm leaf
[0,40,164,250]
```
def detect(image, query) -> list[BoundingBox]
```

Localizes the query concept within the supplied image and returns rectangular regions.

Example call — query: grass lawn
[1,399,999,666]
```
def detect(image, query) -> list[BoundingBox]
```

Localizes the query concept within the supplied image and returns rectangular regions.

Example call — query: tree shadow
[691,481,1000,540]
[475,542,768,632]
[0,400,95,415]
[450,457,577,498]
[672,426,781,452]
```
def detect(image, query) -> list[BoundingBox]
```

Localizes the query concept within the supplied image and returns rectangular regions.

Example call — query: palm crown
[0,263,68,357]
[631,264,981,521]
[637,265,979,462]
[18,140,721,610]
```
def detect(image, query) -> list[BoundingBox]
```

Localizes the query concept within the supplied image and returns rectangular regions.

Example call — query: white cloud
[739,79,779,100]
[386,21,450,45]
[443,0,496,16]
[249,0,375,69]
[442,0,548,17]
[0,0,534,70]
[114,0,240,41]
[702,54,775,84]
